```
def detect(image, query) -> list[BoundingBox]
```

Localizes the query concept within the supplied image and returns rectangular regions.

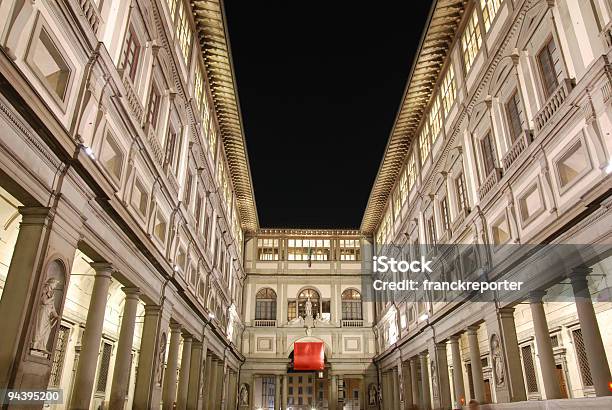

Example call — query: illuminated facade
[1,0,612,409]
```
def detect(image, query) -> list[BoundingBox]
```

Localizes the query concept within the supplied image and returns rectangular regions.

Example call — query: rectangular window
[339,239,361,261]
[154,211,167,243]
[481,133,496,176]
[462,9,483,73]
[131,178,149,217]
[441,64,456,116]
[419,123,431,163]
[556,140,589,188]
[428,95,442,142]
[195,194,203,230]
[258,238,280,260]
[572,328,594,387]
[122,27,140,82]
[101,134,124,181]
[147,84,161,130]
[166,0,178,22]
[455,173,468,212]
[95,342,113,393]
[407,153,416,189]
[399,169,408,202]
[183,172,193,205]
[175,1,193,63]
[440,197,450,232]
[393,188,401,219]
[287,300,297,321]
[521,345,539,393]
[287,239,331,261]
[538,38,561,98]
[518,183,542,224]
[505,90,523,142]
[49,325,70,387]
[426,216,437,248]
[491,215,510,245]
[481,0,502,32]
[194,64,204,112]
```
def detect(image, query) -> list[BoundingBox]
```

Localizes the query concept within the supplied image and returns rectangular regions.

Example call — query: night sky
[225,2,433,229]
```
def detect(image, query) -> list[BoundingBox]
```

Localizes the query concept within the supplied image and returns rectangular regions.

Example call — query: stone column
[498,308,527,402]
[330,374,338,410]
[466,325,486,403]
[402,361,413,409]
[569,268,612,397]
[410,357,419,409]
[216,361,225,409]
[109,287,141,409]
[435,342,452,409]
[207,358,218,410]
[392,367,400,409]
[419,353,431,410]
[203,353,213,410]
[275,375,282,410]
[0,207,54,390]
[69,263,113,410]
[162,324,182,410]
[282,374,288,409]
[176,334,193,409]
[187,339,206,409]
[529,291,561,399]
[449,336,465,407]
[133,302,173,410]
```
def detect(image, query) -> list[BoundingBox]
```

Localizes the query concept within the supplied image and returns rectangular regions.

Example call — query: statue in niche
[156,332,167,385]
[431,360,439,398]
[368,383,377,405]
[305,297,312,318]
[491,334,505,386]
[239,384,249,405]
[31,277,61,354]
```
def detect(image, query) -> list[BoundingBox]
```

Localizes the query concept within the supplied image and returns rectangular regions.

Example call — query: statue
[156,332,167,385]
[31,278,61,353]
[491,334,505,385]
[305,297,312,318]
[239,383,249,405]
[368,383,377,405]
[431,360,439,398]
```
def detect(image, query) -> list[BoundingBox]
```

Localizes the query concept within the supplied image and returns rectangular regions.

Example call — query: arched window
[342,289,362,320]
[297,288,320,318]
[255,288,277,320]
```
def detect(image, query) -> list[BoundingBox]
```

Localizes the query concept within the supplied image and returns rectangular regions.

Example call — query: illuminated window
[341,289,362,320]
[419,123,431,163]
[258,238,279,260]
[393,188,401,219]
[255,288,277,320]
[441,64,456,116]
[175,1,192,63]
[462,9,482,73]
[339,239,360,261]
[407,153,416,189]
[166,0,178,21]
[428,95,442,142]
[481,0,502,32]
[288,239,330,261]
[194,65,204,112]
[297,288,320,318]
[399,169,408,203]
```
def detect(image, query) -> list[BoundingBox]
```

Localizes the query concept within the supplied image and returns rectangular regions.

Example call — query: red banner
[293,342,324,371]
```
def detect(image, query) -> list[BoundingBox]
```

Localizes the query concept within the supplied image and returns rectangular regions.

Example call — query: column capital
[170,322,183,333]
[498,307,515,318]
[449,334,461,342]
[569,266,592,280]
[182,333,193,342]
[435,341,448,351]
[89,262,114,277]
[191,340,203,349]
[467,325,480,334]
[122,287,141,299]
[528,290,547,303]
[419,351,428,358]
[18,206,53,223]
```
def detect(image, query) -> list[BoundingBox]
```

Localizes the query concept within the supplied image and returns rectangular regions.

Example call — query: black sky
[225,1,433,229]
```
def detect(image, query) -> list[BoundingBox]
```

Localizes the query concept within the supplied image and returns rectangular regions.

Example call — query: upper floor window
[441,64,456,116]
[339,239,360,261]
[166,0,178,22]
[505,90,524,142]
[455,172,468,212]
[419,123,431,163]
[426,215,437,249]
[481,133,497,176]
[255,288,277,320]
[175,1,193,63]
[165,126,183,175]
[121,26,140,82]
[287,239,330,261]
[440,196,451,232]
[407,153,416,189]
[194,65,204,112]
[297,288,321,318]
[147,84,161,130]
[537,37,561,98]
[195,193,203,230]
[393,188,401,219]
[481,0,502,33]
[183,172,193,205]
[428,95,442,142]
[462,9,482,73]
[399,169,408,202]
[341,289,362,320]
[258,238,279,260]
